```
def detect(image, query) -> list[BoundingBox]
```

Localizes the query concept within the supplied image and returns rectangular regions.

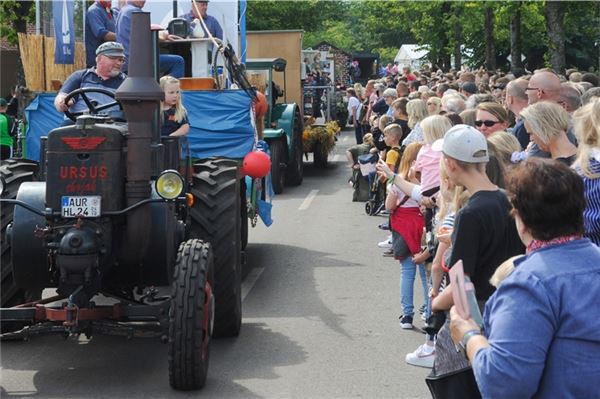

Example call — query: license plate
[61,196,101,218]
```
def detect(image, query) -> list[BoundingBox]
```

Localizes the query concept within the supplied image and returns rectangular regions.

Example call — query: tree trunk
[484,5,496,71]
[13,1,34,34]
[453,23,462,70]
[545,1,565,74]
[510,2,523,71]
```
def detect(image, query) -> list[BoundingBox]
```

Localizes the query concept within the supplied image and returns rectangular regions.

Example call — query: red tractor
[0,12,245,390]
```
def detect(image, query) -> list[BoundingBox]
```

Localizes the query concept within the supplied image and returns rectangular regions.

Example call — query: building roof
[312,41,351,56]
[394,44,428,63]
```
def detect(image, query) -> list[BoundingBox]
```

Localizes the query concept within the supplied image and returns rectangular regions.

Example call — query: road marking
[299,189,319,210]
[331,154,340,162]
[242,267,264,302]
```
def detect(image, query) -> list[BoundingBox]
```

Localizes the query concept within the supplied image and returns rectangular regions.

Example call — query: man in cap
[85,0,117,68]
[460,81,478,98]
[54,41,126,121]
[180,0,223,39]
[430,125,523,309]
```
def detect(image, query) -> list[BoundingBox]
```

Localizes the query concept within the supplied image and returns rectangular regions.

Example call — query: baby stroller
[358,153,386,216]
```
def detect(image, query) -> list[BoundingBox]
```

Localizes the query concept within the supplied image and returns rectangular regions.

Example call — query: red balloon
[242,150,271,178]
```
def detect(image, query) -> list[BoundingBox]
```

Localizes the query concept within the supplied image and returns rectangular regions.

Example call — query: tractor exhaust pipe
[115,12,163,264]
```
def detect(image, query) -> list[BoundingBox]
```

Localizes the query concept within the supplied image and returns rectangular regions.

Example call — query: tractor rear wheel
[1,159,41,308]
[189,158,242,337]
[285,110,304,186]
[168,239,214,390]
[269,139,285,194]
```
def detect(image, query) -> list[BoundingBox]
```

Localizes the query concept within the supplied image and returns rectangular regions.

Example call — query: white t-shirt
[347,96,361,118]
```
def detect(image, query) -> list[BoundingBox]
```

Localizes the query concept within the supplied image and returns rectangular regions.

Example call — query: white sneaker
[377,236,392,249]
[405,344,435,368]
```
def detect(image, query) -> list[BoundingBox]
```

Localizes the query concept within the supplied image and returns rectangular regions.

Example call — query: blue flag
[53,0,75,64]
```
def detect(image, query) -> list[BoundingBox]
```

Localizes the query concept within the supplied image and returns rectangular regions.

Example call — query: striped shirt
[578,157,600,245]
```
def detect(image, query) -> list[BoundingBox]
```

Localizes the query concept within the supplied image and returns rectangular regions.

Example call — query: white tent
[394,44,428,70]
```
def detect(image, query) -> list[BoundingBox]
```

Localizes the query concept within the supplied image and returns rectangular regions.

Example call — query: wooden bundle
[44,37,85,91]
[18,33,45,92]
[18,33,86,92]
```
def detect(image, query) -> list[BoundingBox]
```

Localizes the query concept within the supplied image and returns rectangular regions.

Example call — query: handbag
[425,318,482,399]
[426,367,482,399]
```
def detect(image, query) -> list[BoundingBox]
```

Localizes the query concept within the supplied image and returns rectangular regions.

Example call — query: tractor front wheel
[285,111,304,186]
[168,239,214,390]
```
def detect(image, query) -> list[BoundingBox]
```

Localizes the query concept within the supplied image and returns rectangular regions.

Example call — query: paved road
[1,128,431,398]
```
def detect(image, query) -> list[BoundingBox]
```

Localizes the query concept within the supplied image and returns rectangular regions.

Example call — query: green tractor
[245,58,303,194]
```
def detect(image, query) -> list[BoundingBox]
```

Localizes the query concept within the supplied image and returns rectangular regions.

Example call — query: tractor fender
[12,182,51,289]
[140,186,183,286]
[271,103,300,160]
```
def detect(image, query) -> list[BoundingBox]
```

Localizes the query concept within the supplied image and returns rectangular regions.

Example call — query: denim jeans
[400,257,428,317]
[354,123,363,144]
[159,54,185,78]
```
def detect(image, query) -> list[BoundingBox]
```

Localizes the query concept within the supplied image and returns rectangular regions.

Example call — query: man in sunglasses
[54,42,126,122]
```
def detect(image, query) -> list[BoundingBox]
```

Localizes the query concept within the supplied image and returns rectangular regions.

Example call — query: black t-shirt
[372,127,387,151]
[161,108,189,137]
[450,190,525,301]
[393,118,410,143]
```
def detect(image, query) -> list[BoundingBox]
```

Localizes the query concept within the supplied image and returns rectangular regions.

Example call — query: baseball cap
[460,81,478,94]
[383,88,397,98]
[440,124,489,163]
[96,41,125,57]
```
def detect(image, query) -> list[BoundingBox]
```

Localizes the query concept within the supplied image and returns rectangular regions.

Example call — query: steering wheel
[63,87,122,122]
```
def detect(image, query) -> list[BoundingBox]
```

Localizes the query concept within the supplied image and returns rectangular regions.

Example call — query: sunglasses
[475,120,501,127]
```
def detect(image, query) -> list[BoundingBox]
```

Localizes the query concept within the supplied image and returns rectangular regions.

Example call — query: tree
[0,0,35,45]
[484,4,496,70]
[509,1,523,71]
[545,1,565,73]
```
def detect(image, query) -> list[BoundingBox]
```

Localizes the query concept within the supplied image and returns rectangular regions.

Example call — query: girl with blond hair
[160,75,189,137]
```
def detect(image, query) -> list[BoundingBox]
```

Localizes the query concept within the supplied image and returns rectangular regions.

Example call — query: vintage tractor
[245,58,303,194]
[0,13,244,390]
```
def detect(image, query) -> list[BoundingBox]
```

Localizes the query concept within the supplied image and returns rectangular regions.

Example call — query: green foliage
[251,0,600,71]
[0,0,35,45]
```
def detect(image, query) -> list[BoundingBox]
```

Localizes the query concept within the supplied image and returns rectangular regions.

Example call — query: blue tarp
[182,90,255,159]
[25,90,255,162]
[25,94,63,161]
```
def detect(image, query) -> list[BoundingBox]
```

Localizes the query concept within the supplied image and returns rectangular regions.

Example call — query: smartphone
[449,260,483,328]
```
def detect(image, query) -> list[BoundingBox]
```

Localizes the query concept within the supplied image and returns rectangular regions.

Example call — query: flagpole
[35,0,41,35]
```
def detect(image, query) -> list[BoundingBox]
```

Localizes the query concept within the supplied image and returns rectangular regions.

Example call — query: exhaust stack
[115,12,164,263]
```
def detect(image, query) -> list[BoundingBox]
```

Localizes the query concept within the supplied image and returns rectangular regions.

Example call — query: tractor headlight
[155,170,184,200]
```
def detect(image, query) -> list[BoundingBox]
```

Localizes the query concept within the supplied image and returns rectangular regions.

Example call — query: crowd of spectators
[344,64,600,397]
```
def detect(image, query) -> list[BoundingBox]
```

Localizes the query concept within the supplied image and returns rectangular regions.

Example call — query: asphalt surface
[0,127,432,398]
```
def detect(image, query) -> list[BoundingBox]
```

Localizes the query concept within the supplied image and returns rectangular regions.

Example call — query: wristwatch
[459,329,482,352]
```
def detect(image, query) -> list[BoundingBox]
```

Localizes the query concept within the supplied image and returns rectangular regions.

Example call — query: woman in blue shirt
[450,158,600,399]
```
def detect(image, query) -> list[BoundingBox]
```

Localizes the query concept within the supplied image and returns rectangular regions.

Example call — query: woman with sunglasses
[474,102,509,137]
